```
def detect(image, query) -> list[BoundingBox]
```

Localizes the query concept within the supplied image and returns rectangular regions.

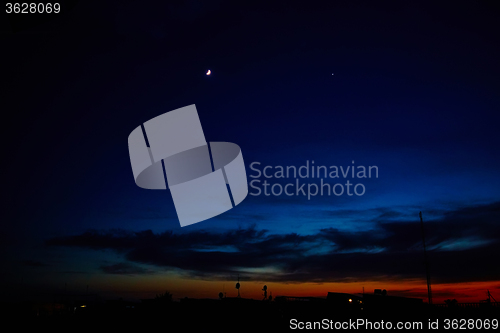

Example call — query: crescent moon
[206,70,211,75]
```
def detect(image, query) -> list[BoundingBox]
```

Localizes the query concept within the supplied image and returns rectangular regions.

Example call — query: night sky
[1,1,499,303]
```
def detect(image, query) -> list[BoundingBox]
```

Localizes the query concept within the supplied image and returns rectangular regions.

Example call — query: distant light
[206,70,211,75]
[348,299,352,303]
[80,305,86,308]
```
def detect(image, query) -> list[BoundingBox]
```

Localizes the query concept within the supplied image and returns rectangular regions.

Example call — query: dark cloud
[46,201,500,284]
[100,262,153,275]
[389,289,474,300]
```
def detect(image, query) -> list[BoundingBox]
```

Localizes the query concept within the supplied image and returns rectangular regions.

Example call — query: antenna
[487,290,498,304]
[419,211,432,305]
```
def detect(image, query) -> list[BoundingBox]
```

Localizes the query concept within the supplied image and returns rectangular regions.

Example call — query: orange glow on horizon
[75,273,500,304]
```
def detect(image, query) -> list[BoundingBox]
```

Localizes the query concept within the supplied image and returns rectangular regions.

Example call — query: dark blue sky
[1,1,499,301]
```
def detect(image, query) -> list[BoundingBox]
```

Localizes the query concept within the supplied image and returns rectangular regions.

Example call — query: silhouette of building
[327,290,422,312]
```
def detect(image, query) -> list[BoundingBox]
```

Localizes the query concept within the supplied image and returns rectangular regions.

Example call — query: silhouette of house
[327,290,422,312]
[326,292,363,310]
[275,296,327,302]
[105,299,139,311]
[362,290,422,311]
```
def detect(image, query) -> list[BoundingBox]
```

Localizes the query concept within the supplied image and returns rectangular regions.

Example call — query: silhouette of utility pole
[419,211,432,305]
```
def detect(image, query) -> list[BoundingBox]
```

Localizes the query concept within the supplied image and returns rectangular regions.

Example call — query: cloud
[100,262,153,275]
[46,201,500,284]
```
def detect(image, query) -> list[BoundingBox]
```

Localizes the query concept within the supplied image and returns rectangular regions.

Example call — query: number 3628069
[6,3,60,13]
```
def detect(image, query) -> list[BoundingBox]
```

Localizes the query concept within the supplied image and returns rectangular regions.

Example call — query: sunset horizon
[2,1,499,328]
